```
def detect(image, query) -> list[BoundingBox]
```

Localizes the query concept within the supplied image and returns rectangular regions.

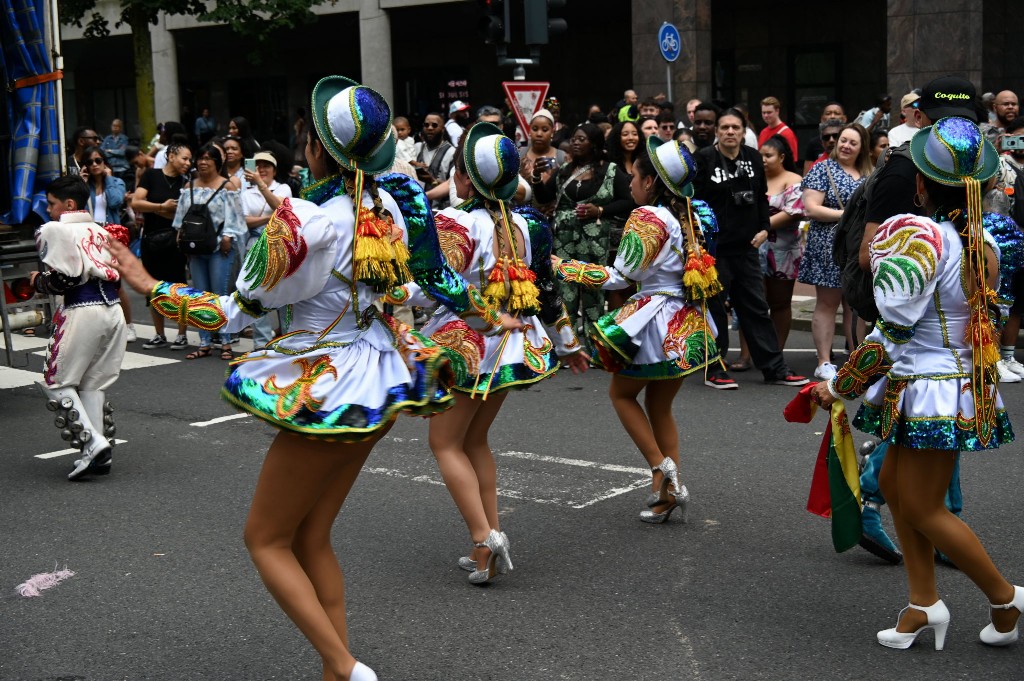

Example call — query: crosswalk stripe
[35,439,127,459]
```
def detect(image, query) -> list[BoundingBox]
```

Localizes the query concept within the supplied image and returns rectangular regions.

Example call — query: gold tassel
[391,239,413,285]
[483,259,508,308]
[507,263,540,314]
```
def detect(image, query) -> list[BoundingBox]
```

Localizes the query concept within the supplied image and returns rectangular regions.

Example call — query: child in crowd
[394,116,416,163]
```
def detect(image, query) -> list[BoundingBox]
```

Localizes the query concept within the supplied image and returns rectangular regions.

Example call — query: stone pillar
[151,17,181,123]
[887,0,983,99]
[631,0,712,111]
[359,0,394,104]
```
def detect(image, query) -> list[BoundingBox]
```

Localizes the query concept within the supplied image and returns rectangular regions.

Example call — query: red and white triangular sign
[502,81,550,141]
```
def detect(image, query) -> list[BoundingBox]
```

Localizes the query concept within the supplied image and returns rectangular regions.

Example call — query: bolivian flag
[783,384,862,553]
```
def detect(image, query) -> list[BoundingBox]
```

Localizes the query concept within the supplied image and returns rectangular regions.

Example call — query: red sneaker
[704,371,739,390]
[766,372,809,386]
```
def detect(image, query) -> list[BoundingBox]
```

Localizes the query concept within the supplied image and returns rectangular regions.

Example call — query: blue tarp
[2,0,62,224]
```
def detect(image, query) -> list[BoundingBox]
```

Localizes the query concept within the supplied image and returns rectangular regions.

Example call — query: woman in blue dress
[799,122,873,381]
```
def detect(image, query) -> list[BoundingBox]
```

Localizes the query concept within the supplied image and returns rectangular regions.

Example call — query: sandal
[185,346,212,360]
[729,359,753,372]
[220,346,234,360]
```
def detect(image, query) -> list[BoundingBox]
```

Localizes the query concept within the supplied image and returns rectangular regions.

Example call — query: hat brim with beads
[646,136,695,198]
[311,75,396,175]
[463,122,520,202]
[909,116,999,187]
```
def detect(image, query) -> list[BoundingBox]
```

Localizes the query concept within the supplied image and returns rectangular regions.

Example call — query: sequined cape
[832,214,1015,451]
[394,199,579,394]
[554,202,720,380]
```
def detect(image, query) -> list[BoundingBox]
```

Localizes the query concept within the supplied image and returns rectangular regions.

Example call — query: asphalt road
[2,318,1023,681]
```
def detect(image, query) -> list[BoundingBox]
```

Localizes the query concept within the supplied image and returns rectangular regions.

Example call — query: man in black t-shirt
[131,143,191,350]
[693,108,808,389]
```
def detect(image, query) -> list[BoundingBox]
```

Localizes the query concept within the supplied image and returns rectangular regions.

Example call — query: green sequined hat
[311,75,396,175]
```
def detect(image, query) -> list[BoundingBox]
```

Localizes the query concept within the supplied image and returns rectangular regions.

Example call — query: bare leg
[463,392,509,532]
[244,429,386,680]
[764,277,795,350]
[609,374,663,469]
[428,393,492,549]
[291,435,381,679]
[881,445,1017,633]
[812,286,842,367]
[643,378,684,505]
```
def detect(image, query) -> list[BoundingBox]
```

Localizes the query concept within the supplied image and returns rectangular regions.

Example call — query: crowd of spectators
[61,82,1024,386]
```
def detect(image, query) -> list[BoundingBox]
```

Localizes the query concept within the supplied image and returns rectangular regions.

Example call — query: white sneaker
[814,362,838,381]
[997,360,1022,383]
[125,324,137,343]
[1004,356,1024,377]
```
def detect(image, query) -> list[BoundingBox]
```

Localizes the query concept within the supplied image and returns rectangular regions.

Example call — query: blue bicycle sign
[659,23,681,63]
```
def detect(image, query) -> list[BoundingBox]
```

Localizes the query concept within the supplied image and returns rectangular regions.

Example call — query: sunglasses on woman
[87,157,105,166]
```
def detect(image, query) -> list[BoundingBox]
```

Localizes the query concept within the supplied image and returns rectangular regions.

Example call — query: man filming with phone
[412,113,454,208]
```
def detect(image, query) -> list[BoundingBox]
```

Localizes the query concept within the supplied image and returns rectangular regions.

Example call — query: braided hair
[634,150,709,252]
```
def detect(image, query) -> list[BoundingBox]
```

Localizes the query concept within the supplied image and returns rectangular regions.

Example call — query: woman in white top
[241,151,293,347]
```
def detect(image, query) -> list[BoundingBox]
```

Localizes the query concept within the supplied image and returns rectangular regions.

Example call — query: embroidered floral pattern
[832,341,893,400]
[871,215,943,297]
[243,198,308,292]
[264,356,338,420]
[555,258,610,286]
[431,320,485,385]
[619,207,669,271]
[520,324,554,374]
[436,213,474,273]
[150,282,227,331]
[662,306,710,371]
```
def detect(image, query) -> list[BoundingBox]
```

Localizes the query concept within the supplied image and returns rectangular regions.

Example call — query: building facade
[60,0,1024,149]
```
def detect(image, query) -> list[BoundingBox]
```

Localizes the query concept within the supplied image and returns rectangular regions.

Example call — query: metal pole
[666,64,672,104]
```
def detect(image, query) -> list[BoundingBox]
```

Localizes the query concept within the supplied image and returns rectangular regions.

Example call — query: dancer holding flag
[811,117,1022,650]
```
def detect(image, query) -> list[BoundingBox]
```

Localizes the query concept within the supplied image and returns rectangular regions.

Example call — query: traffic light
[524,0,567,45]
[478,0,510,45]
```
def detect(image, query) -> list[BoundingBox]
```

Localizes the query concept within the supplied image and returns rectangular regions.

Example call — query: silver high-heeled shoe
[640,485,690,523]
[459,531,511,574]
[980,585,1024,646]
[646,458,681,506]
[468,530,513,584]
[876,600,950,650]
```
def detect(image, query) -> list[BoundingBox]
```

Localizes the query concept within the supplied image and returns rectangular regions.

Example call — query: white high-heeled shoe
[877,600,950,650]
[349,660,378,681]
[980,585,1024,646]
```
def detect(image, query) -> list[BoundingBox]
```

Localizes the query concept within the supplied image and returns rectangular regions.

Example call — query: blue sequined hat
[311,76,396,174]
[909,117,999,187]
[646,136,696,198]
[463,122,520,202]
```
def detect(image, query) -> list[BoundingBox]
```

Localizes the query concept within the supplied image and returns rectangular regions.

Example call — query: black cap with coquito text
[918,76,977,122]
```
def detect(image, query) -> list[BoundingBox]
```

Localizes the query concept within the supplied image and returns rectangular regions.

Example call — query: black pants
[709,249,787,379]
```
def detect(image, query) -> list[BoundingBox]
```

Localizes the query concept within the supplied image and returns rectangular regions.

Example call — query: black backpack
[831,144,913,323]
[179,180,229,255]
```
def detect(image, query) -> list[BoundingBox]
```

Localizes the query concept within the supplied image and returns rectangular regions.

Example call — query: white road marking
[2,334,49,351]
[35,439,127,459]
[190,413,250,427]
[0,366,40,390]
[498,450,648,475]
[564,477,653,509]
[32,350,178,370]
